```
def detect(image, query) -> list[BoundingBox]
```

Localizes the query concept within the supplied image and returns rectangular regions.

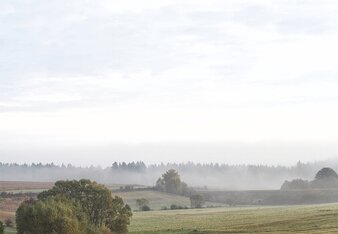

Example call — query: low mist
[1,159,338,190]
[1,141,337,166]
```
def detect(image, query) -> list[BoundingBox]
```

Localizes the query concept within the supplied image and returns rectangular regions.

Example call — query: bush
[225,199,234,206]
[87,225,113,234]
[170,204,188,210]
[5,218,13,227]
[0,221,4,234]
[136,198,149,211]
[190,194,205,208]
[280,179,310,190]
[170,204,178,209]
[141,205,151,211]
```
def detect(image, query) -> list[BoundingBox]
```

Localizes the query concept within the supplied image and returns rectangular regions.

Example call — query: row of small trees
[15,179,132,234]
[136,195,205,211]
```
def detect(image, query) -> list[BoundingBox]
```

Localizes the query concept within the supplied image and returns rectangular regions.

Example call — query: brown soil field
[0,181,53,191]
[0,197,29,213]
[0,210,14,220]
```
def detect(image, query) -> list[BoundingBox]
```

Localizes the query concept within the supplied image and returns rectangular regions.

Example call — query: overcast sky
[1,0,338,166]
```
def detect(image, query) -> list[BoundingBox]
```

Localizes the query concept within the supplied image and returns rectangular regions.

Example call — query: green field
[2,199,338,233]
[129,203,338,233]
[2,189,46,194]
[3,187,338,233]
[4,227,16,234]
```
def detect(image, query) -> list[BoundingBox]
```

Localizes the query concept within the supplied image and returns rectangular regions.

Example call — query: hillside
[200,189,338,205]
[112,190,223,211]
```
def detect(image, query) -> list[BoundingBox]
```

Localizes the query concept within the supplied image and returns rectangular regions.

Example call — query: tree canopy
[280,179,310,190]
[155,169,193,195]
[16,179,132,234]
[315,168,338,180]
[16,197,87,234]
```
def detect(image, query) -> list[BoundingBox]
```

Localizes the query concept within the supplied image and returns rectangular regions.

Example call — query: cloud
[2,0,338,80]
[2,1,338,164]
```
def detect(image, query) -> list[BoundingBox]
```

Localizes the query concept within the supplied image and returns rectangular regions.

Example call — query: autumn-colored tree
[38,179,132,232]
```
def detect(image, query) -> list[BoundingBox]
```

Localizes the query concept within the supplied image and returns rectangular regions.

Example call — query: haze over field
[1,0,338,166]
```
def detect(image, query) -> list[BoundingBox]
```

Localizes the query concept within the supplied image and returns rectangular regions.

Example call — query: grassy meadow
[2,182,338,233]
[3,202,338,233]
[129,203,338,233]
[4,227,16,234]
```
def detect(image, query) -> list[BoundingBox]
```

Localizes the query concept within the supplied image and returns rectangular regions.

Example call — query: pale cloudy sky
[1,0,338,165]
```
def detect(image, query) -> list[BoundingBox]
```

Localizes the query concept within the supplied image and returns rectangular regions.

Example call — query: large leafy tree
[16,197,87,234]
[155,169,194,196]
[312,168,338,188]
[156,169,182,193]
[17,179,132,233]
[315,168,338,180]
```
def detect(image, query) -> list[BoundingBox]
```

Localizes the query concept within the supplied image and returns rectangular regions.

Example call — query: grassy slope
[3,184,338,233]
[112,190,223,211]
[4,227,16,234]
[129,203,338,233]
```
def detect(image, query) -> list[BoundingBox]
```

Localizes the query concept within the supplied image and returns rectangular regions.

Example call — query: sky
[1,0,338,166]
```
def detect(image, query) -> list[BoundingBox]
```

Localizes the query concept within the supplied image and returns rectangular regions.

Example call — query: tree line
[1,160,338,189]
[281,167,338,190]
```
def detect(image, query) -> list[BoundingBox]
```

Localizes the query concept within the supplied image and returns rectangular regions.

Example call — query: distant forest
[1,160,338,190]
